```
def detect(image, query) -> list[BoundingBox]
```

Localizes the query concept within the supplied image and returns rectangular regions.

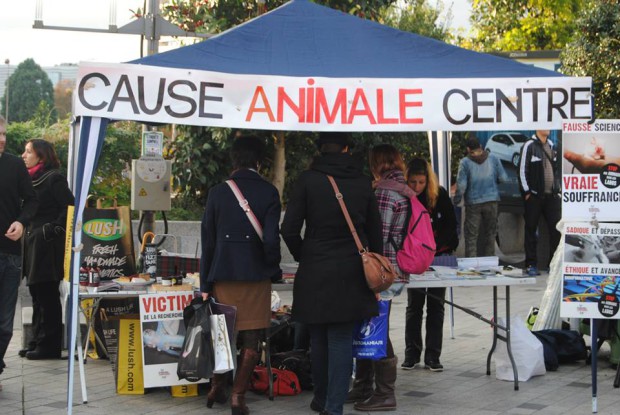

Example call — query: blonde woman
[401,158,458,372]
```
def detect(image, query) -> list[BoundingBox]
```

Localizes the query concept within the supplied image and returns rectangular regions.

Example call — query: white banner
[75,62,592,131]
[562,120,620,221]
[561,222,620,319]
[139,292,202,388]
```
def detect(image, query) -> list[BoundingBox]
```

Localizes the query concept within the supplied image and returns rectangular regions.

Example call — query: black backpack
[531,329,587,371]
[271,349,313,390]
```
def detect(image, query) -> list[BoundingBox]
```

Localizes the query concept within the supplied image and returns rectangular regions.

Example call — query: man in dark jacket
[0,116,38,389]
[518,130,561,277]
[281,132,382,415]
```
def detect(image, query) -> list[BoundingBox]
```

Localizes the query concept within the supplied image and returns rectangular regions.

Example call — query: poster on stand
[561,222,620,319]
[562,120,620,221]
[139,292,206,387]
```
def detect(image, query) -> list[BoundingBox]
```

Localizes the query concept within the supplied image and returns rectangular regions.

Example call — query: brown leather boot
[346,359,374,403]
[231,348,259,415]
[207,373,229,408]
[354,357,397,412]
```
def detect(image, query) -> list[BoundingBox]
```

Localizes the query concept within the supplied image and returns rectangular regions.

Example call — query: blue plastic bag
[352,300,389,360]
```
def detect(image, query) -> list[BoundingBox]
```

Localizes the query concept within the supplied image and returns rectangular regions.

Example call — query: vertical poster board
[81,205,137,280]
[562,120,620,221]
[139,292,206,387]
[561,222,620,318]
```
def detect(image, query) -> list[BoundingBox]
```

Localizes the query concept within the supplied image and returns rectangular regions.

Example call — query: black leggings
[237,329,263,352]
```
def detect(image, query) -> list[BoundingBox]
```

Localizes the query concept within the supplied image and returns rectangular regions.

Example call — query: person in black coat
[200,135,281,415]
[281,132,382,415]
[20,139,74,360]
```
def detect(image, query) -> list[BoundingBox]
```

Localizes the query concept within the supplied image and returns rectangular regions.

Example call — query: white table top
[407,268,536,288]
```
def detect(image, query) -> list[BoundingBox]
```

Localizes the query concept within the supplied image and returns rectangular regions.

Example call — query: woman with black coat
[20,139,74,360]
[281,132,382,415]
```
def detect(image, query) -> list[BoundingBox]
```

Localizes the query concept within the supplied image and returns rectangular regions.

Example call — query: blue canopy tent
[66,0,592,411]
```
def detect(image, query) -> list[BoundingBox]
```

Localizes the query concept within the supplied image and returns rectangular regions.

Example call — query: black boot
[346,359,374,403]
[207,373,229,407]
[354,357,397,412]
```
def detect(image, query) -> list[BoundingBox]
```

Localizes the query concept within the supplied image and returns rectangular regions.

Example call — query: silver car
[484,132,529,167]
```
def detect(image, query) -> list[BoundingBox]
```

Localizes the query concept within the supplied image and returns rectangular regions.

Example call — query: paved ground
[3,275,620,415]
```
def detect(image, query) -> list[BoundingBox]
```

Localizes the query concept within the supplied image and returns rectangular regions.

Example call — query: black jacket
[0,153,38,256]
[22,169,74,285]
[281,153,382,324]
[418,186,458,255]
[200,169,282,292]
[518,135,560,198]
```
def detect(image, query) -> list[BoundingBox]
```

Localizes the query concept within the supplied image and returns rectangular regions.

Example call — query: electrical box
[131,156,172,211]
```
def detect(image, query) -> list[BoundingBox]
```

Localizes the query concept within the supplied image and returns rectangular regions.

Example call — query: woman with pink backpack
[401,158,459,373]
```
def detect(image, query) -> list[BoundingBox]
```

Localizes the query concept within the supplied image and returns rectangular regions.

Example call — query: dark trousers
[523,194,561,268]
[404,287,445,363]
[0,253,21,372]
[28,281,63,353]
[309,322,355,415]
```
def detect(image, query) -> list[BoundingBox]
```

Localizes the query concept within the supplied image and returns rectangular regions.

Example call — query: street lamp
[4,58,9,123]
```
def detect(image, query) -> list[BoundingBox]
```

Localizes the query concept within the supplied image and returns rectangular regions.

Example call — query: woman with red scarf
[19,139,74,360]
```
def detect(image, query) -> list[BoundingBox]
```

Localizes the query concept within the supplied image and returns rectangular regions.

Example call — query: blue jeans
[0,253,21,373]
[309,322,355,415]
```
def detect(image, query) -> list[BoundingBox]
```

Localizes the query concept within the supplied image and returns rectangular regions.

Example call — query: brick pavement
[3,276,620,414]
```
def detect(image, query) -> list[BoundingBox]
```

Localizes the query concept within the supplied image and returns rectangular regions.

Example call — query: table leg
[449,288,455,339]
[503,286,519,391]
[486,286,499,376]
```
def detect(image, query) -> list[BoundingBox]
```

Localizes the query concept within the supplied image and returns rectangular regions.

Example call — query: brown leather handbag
[326,175,397,293]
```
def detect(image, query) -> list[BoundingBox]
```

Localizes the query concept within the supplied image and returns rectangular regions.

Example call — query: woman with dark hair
[346,144,411,411]
[20,138,74,360]
[281,132,382,415]
[401,157,458,372]
[200,135,282,415]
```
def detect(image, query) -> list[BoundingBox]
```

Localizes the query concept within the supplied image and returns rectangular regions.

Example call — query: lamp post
[4,58,9,123]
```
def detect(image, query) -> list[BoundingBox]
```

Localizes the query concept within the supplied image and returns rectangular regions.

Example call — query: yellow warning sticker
[139,188,148,196]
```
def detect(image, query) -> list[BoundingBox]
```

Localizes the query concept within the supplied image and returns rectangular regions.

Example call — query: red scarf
[28,163,45,179]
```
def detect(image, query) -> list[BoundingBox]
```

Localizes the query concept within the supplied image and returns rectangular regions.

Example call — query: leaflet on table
[456,256,499,270]
[561,222,620,319]
[139,292,207,387]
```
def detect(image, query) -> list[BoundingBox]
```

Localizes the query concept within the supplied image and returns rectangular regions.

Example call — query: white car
[484,132,529,167]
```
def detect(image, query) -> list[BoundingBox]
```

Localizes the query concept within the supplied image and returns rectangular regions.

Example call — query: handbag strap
[326,175,366,254]
[226,179,264,241]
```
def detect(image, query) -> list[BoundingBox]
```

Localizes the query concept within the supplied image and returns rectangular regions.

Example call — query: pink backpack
[395,195,436,275]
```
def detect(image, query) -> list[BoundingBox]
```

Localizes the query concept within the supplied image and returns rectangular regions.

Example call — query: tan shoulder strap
[326,175,365,253]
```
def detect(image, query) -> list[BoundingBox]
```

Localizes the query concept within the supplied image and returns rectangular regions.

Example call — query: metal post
[4,58,9,122]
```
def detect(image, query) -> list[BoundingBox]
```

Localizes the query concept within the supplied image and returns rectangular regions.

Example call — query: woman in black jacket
[200,135,282,415]
[281,132,382,415]
[402,157,458,372]
[20,139,74,360]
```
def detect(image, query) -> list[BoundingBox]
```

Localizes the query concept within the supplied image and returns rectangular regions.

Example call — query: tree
[53,79,75,120]
[382,0,452,42]
[470,0,585,51]
[1,58,55,122]
[561,0,620,119]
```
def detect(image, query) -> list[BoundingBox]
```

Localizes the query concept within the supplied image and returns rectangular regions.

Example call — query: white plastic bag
[210,314,235,374]
[494,315,546,381]
[271,290,281,312]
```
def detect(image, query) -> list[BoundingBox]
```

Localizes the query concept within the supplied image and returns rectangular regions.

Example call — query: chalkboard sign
[81,206,137,280]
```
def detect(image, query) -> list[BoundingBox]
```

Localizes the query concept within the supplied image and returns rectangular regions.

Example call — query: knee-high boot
[354,357,397,412]
[207,373,229,408]
[346,359,374,403]
[231,348,259,415]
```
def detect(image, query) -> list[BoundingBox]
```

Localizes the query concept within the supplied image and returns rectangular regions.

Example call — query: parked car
[484,132,529,167]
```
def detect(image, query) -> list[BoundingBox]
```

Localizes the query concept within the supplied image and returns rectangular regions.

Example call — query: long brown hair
[406,157,439,209]
[27,138,60,170]
[369,144,406,180]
